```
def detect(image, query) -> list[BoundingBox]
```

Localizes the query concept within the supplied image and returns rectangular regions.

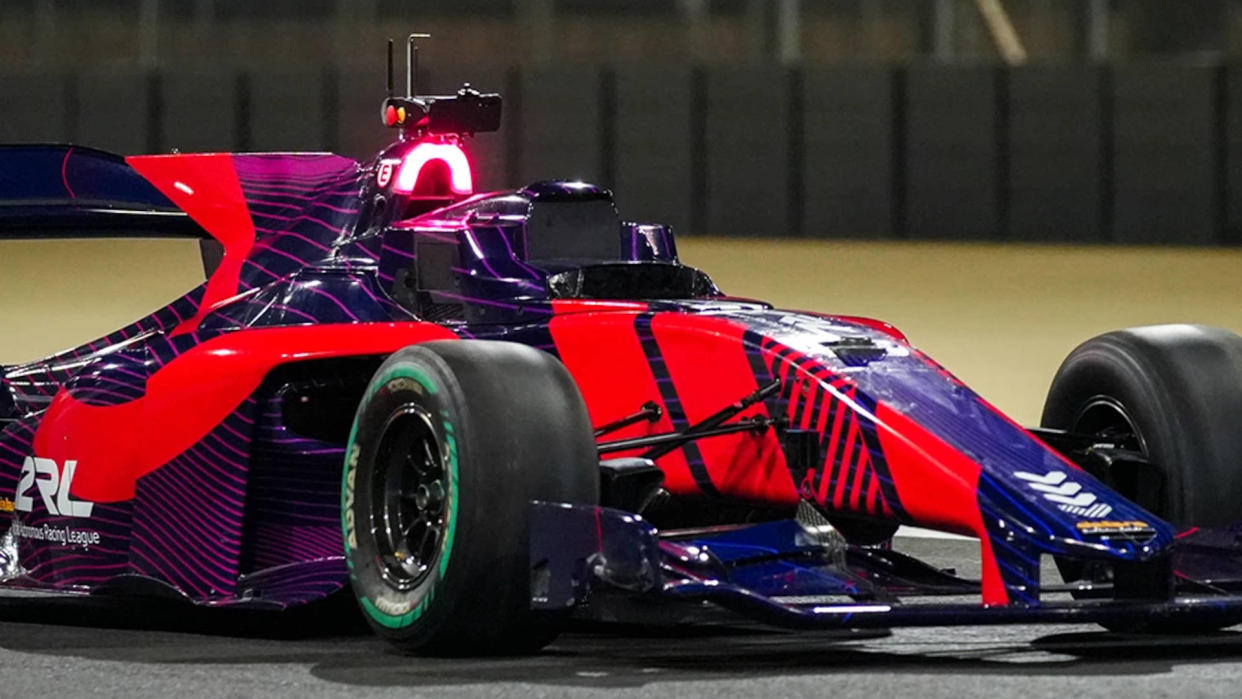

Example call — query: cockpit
[358,79,718,323]
[376,180,718,322]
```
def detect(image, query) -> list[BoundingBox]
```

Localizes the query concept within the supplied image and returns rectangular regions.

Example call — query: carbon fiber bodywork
[1,127,1240,633]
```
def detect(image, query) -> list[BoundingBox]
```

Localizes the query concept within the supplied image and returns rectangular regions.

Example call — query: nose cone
[715,308,1176,561]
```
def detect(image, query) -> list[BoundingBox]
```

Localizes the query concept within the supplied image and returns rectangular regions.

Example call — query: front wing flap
[531,501,1242,631]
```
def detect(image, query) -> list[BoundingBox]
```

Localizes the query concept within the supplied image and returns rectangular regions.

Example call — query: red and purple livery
[4,67,1242,651]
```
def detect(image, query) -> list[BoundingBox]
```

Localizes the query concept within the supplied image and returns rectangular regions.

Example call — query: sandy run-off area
[4,237,1242,426]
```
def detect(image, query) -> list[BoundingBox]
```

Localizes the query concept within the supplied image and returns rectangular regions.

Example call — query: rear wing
[0,144,218,273]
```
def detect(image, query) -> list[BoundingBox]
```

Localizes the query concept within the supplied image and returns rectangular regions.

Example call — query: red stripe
[797,382,818,431]
[786,379,805,428]
[818,395,848,505]
[832,414,860,510]
[814,390,833,436]
[866,473,882,515]
[849,439,869,511]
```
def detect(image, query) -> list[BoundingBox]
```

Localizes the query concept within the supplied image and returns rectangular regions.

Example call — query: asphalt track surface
[3,537,1241,698]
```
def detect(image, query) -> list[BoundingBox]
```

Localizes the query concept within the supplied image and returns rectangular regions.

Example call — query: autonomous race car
[5,44,1242,654]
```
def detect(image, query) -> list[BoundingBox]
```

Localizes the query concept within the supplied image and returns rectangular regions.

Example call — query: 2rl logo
[1014,470,1113,519]
[15,457,94,518]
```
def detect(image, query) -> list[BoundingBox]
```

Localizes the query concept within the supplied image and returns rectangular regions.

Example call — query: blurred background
[4,0,1242,423]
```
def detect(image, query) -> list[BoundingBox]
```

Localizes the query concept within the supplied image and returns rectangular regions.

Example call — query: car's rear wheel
[343,340,598,655]
[1042,324,1242,633]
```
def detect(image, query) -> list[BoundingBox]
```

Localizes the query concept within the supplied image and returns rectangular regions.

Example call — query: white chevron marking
[1027,481,1083,496]
[1060,503,1114,518]
[1087,503,1114,518]
[1015,470,1114,518]
[1044,492,1098,507]
[1014,470,1068,485]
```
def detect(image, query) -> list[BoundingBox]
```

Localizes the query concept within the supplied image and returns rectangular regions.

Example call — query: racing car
[5,40,1242,655]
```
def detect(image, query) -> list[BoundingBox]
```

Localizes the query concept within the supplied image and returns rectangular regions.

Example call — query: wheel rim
[1072,397,1146,454]
[371,406,447,591]
[1071,396,1164,517]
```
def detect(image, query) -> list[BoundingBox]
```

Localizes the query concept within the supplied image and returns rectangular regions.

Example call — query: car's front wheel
[1043,324,1242,633]
[1042,324,1242,528]
[342,340,598,655]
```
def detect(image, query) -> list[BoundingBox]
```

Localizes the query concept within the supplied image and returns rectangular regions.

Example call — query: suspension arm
[595,380,781,457]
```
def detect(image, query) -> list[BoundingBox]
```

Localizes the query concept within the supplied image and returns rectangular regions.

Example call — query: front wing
[531,502,1242,631]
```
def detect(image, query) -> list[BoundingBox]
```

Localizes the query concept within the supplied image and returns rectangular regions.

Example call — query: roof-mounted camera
[381,34,502,138]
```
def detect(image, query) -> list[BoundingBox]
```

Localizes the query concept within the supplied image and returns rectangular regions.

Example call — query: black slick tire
[1042,324,1242,528]
[342,340,598,655]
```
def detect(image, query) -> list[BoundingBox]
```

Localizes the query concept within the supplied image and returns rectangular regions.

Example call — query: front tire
[1042,324,1242,528]
[342,340,598,655]
[1043,325,1242,633]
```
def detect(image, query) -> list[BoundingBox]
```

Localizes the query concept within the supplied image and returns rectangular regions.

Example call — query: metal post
[334,0,376,67]
[138,0,159,68]
[933,0,956,62]
[745,0,767,60]
[776,0,802,66]
[194,0,213,30]
[975,0,1027,65]
[192,0,213,63]
[334,0,349,66]
[356,0,377,27]
[861,0,885,59]
[678,0,710,61]
[34,0,56,65]
[522,0,556,66]
[1085,0,1110,62]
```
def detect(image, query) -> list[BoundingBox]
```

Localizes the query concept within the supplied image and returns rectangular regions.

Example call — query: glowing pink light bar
[392,141,473,196]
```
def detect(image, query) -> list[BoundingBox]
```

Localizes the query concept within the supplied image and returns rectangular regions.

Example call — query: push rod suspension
[594,380,781,457]
[642,380,780,459]
[597,416,778,455]
[594,401,663,438]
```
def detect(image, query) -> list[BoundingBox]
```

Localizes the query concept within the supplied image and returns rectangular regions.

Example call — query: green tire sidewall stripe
[341,363,459,630]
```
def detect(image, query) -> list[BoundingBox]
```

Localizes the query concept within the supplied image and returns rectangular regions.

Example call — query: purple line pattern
[241,394,346,573]
[127,398,257,600]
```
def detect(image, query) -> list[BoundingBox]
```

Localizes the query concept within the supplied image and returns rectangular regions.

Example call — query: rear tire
[342,340,598,655]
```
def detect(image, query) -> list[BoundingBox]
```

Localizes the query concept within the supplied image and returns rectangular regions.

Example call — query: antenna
[385,39,394,98]
[406,32,430,98]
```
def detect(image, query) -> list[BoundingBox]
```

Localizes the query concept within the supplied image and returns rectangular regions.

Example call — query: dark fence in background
[3,61,1242,245]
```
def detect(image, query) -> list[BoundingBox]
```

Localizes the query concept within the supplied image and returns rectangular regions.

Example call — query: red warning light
[392,141,473,196]
[384,105,398,126]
